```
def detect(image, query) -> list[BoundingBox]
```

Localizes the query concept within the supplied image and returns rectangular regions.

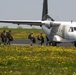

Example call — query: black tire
[74,42,76,47]
[51,42,57,46]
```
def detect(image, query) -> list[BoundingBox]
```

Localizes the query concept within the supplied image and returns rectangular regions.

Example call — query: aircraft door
[62,26,66,38]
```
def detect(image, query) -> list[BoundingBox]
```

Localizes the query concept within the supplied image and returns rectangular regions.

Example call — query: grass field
[0,28,76,75]
[0,46,76,75]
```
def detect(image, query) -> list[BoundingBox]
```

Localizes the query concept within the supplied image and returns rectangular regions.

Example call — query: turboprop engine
[42,21,54,28]
[42,21,60,28]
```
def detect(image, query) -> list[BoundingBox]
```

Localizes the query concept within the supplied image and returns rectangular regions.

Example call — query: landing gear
[51,42,57,46]
[74,42,76,47]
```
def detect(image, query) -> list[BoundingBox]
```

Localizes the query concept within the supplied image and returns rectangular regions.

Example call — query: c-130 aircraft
[0,0,76,46]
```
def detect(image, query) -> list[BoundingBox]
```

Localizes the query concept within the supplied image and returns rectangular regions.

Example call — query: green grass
[0,28,76,75]
[0,46,76,75]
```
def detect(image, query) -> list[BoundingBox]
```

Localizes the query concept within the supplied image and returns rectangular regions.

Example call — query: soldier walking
[28,33,36,46]
[37,33,44,46]
[1,30,7,45]
[6,30,13,45]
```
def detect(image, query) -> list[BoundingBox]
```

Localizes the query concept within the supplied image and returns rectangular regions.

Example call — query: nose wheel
[74,42,76,47]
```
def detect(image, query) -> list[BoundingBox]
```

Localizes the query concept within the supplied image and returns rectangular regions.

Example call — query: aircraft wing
[0,20,60,26]
[0,20,44,26]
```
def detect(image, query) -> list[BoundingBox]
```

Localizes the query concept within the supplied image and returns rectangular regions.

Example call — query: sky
[0,0,76,28]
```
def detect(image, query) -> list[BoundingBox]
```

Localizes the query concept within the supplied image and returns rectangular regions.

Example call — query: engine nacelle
[44,21,54,28]
[42,21,60,28]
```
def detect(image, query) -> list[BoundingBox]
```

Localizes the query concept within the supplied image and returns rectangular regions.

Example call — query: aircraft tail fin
[42,0,54,21]
[42,0,48,21]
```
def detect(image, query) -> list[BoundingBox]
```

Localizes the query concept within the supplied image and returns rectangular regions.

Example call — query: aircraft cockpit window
[74,27,76,31]
[69,27,74,32]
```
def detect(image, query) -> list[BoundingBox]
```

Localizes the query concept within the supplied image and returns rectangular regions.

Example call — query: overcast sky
[0,0,76,28]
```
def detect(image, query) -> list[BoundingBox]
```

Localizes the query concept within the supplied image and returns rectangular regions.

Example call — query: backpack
[28,34,31,39]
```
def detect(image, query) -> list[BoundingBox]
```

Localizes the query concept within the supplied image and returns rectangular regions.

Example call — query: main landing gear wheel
[74,42,76,47]
[51,42,57,46]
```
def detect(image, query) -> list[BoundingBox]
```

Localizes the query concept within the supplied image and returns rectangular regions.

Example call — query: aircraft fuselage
[53,21,76,43]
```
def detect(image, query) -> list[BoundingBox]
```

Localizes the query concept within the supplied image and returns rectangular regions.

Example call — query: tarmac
[10,39,74,47]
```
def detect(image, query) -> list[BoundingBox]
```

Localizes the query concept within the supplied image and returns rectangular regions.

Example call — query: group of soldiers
[0,30,49,46]
[0,30,13,45]
[28,32,50,46]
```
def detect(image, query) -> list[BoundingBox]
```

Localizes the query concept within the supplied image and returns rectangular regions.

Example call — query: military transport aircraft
[0,0,76,46]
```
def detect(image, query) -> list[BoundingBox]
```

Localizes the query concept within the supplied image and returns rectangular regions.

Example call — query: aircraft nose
[68,32,76,40]
[73,32,76,39]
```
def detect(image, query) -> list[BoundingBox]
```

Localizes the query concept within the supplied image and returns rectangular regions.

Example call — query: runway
[11,39,74,47]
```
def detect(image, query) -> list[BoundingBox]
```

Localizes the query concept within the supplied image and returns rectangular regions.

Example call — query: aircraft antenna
[71,20,73,23]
